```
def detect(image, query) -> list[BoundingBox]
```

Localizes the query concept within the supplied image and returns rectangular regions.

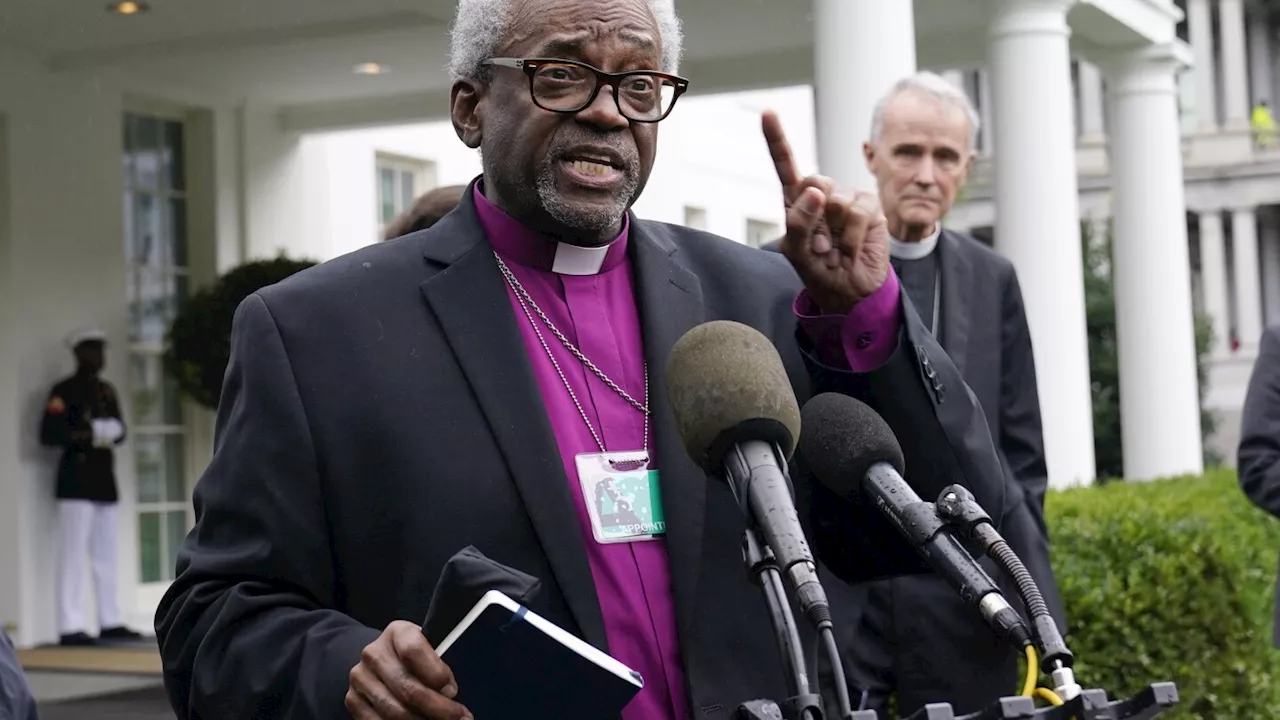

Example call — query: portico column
[1077,60,1106,140]
[1187,0,1219,131]
[813,0,916,189]
[1259,208,1280,326]
[1198,210,1232,357]
[978,70,994,154]
[989,0,1095,487]
[1103,43,1204,481]
[1219,0,1251,129]
[1231,206,1265,350]
[1249,9,1274,105]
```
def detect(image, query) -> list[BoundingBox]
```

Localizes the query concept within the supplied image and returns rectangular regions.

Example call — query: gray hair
[869,71,981,150]
[448,0,684,82]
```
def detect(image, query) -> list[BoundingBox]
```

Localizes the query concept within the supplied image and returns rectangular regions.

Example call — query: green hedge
[1047,470,1280,718]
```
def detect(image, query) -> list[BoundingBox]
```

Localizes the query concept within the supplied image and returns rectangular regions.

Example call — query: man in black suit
[154,3,1009,719]
[766,72,1065,713]
[1238,324,1280,647]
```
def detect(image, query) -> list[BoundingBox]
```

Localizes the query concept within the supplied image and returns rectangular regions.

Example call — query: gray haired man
[768,72,1066,714]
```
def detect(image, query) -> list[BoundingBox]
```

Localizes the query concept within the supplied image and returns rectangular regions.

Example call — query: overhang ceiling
[0,0,1179,120]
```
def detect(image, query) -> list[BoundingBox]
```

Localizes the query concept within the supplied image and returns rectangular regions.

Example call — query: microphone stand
[903,682,1179,719]
[907,486,1181,720]
[731,444,878,720]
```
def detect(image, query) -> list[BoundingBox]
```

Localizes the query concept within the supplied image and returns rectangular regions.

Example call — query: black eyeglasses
[482,57,689,123]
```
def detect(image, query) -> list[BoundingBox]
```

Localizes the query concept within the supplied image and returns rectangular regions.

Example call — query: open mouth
[568,159,616,176]
[558,150,626,188]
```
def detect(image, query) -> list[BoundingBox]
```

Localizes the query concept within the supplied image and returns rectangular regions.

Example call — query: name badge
[576,451,666,544]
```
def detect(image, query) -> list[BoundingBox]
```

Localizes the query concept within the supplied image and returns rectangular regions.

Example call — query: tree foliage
[1081,220,1218,480]
[164,256,318,410]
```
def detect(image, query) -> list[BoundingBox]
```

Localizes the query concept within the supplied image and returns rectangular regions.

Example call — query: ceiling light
[353,62,390,76]
[107,1,149,15]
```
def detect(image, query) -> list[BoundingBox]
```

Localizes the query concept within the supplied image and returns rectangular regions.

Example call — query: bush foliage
[164,256,316,409]
[1046,470,1280,718]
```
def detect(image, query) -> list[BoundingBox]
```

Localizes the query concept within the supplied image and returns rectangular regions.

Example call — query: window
[123,111,190,585]
[684,206,707,231]
[745,219,780,249]
[376,154,435,236]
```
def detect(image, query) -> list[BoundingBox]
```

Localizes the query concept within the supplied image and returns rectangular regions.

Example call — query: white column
[989,0,1095,487]
[1260,208,1280,326]
[1077,60,1106,140]
[1199,210,1232,356]
[1220,0,1251,128]
[1249,11,1274,105]
[1232,206,1265,350]
[1187,0,1219,131]
[1104,43,1204,481]
[978,70,995,154]
[813,0,916,189]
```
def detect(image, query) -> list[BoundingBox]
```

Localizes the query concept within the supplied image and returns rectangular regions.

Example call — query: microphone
[797,392,1031,652]
[664,320,829,626]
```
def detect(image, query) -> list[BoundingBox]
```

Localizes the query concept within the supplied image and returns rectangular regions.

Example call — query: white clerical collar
[890,224,942,260]
[551,241,613,275]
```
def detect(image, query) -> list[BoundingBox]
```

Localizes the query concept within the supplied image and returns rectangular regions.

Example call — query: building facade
[0,0,1198,648]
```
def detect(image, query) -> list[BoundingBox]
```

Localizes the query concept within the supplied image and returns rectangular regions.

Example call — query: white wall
[0,47,244,646]
[296,85,818,259]
[0,47,132,646]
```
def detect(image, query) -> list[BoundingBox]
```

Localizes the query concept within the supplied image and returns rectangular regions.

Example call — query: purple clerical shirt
[473,183,901,719]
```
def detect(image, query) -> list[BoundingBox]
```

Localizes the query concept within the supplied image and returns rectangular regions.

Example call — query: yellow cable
[1034,687,1066,706]
[1020,645,1038,697]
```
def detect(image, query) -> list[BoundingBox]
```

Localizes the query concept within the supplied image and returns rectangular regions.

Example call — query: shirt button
[855,332,874,349]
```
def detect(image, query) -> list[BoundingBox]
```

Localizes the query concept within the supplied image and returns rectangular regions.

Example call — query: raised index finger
[762,110,802,199]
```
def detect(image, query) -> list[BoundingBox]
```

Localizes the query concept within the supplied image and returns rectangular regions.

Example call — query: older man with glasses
[155,1,1008,718]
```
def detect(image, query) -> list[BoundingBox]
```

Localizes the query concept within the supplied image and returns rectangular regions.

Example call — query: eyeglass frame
[481,57,690,123]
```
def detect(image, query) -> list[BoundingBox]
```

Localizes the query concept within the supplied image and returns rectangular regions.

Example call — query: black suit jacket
[762,231,1064,627]
[931,229,1065,628]
[1237,323,1280,646]
[39,375,127,502]
[154,184,1007,719]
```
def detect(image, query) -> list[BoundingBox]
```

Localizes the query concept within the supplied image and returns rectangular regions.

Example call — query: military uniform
[39,328,136,645]
[40,374,125,502]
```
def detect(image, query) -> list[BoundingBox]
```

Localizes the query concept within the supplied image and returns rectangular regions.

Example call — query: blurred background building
[0,0,1265,701]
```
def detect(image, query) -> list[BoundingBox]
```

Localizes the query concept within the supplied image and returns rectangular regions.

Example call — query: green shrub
[164,256,317,409]
[1047,470,1280,718]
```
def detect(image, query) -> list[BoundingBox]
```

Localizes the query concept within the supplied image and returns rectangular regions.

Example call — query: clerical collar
[890,224,941,260]
[472,182,629,275]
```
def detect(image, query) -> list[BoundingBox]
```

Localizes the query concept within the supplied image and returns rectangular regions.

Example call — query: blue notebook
[434,589,645,719]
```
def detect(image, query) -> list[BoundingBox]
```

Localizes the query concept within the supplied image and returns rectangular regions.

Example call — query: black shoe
[59,632,97,646]
[98,626,144,641]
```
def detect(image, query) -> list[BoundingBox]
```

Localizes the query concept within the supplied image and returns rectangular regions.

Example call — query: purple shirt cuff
[794,270,902,372]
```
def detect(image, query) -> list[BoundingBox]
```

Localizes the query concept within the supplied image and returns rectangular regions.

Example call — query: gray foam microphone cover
[665,320,802,474]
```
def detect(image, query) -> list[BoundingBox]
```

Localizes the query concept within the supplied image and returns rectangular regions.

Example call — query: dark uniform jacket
[39,374,126,503]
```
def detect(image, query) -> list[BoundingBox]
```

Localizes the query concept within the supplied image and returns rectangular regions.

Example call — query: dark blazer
[39,374,127,503]
[155,183,1007,719]
[1237,323,1280,646]
[764,230,1064,714]
[928,229,1064,626]
[0,631,38,720]
[763,231,1064,622]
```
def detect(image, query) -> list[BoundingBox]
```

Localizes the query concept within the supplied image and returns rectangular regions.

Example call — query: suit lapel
[418,189,608,651]
[938,230,972,377]
[629,222,708,651]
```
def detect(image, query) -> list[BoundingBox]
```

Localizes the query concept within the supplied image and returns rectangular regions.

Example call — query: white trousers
[58,500,121,635]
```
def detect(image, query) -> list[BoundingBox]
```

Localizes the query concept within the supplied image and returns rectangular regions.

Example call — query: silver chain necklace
[494,252,649,453]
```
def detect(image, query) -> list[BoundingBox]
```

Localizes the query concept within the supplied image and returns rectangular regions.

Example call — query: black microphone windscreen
[665,320,801,474]
[798,392,906,497]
